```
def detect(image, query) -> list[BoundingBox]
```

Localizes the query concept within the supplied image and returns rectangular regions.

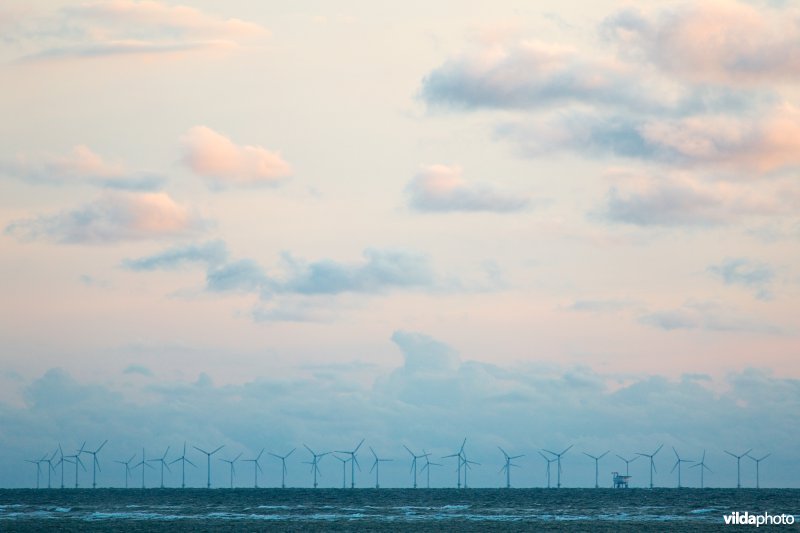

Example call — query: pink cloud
[5,192,206,244]
[603,1,800,85]
[182,126,292,188]
[406,164,528,213]
[639,105,800,174]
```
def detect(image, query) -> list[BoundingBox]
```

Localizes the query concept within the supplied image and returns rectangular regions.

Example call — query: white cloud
[182,126,292,188]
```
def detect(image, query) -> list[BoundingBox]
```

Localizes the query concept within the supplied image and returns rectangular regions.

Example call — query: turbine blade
[96,440,108,453]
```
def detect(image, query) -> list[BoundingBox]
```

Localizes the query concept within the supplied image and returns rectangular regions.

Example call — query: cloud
[17,1,267,62]
[182,126,292,188]
[5,192,206,244]
[420,39,669,112]
[604,173,799,227]
[122,240,228,271]
[708,258,774,300]
[0,145,164,190]
[206,259,270,293]
[601,2,800,85]
[639,301,779,333]
[123,365,153,377]
[498,105,800,175]
[406,165,529,213]
[390,330,459,373]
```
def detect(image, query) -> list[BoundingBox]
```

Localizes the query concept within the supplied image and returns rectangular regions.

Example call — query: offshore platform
[612,472,632,488]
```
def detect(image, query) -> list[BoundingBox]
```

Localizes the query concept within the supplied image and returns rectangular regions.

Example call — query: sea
[0,488,797,531]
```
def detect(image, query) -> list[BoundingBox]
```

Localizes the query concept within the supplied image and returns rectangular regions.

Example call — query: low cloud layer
[406,165,528,213]
[1,331,797,488]
[182,126,292,188]
[5,192,206,244]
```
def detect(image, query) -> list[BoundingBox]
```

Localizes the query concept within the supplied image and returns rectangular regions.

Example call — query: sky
[0,0,799,489]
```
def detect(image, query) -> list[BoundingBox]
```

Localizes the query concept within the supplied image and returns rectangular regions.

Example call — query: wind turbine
[543,445,573,488]
[55,445,69,489]
[64,443,86,488]
[269,448,295,488]
[114,454,136,488]
[133,448,155,489]
[219,452,242,489]
[746,452,770,489]
[81,440,107,489]
[583,451,609,488]
[499,447,524,489]
[169,442,196,489]
[25,458,43,489]
[615,454,638,477]
[421,451,440,489]
[538,451,557,488]
[335,439,364,489]
[147,447,171,488]
[193,445,224,489]
[40,450,57,489]
[334,455,350,489]
[670,447,693,488]
[369,447,392,489]
[303,445,329,488]
[461,451,479,489]
[636,444,663,489]
[242,449,265,488]
[724,449,752,489]
[690,450,712,488]
[403,445,428,489]
[442,438,467,488]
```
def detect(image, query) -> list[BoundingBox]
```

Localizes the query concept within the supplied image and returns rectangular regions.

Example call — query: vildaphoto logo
[723,511,795,527]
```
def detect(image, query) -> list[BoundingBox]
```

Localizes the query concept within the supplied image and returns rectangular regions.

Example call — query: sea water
[0,488,797,531]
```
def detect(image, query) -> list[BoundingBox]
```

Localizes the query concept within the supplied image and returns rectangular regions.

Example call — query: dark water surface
[0,488,797,531]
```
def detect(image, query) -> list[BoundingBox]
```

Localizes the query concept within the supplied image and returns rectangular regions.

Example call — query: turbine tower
[242,449,265,488]
[538,451,557,488]
[403,445,428,489]
[724,449,752,489]
[583,451,609,489]
[219,452,242,489]
[615,454,638,477]
[636,444,663,489]
[169,442,196,489]
[303,445,329,488]
[133,448,155,489]
[114,454,136,488]
[269,448,295,488]
[543,445,573,488]
[499,447,524,489]
[147,447,171,488]
[81,440,107,489]
[334,455,350,489]
[746,452,770,489]
[690,450,712,488]
[369,447,392,489]
[461,451,479,489]
[194,445,224,489]
[335,439,364,489]
[420,451,440,489]
[670,447,693,488]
